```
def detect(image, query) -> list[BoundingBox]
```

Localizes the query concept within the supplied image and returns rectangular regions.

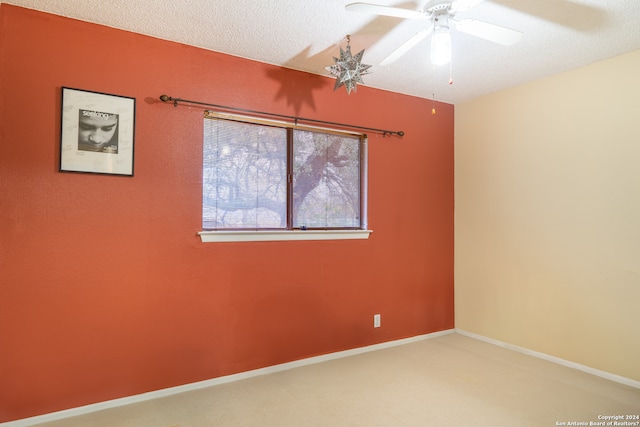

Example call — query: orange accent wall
[0,5,454,422]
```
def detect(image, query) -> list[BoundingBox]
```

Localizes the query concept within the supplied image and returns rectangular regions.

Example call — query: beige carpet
[33,333,640,427]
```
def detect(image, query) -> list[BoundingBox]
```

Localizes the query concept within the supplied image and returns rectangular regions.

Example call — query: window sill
[198,230,372,243]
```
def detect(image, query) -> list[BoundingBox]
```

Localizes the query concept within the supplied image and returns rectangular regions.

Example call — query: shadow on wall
[265,64,328,115]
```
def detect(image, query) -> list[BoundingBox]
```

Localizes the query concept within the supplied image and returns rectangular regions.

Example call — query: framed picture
[60,87,136,176]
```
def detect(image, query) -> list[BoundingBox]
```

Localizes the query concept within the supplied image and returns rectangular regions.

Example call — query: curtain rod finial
[159,94,170,102]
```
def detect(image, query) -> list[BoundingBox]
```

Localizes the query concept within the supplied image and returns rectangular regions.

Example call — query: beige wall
[455,50,640,381]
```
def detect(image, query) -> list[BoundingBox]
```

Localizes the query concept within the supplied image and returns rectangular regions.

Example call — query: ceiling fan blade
[345,2,425,20]
[450,0,485,12]
[454,19,523,45]
[379,28,431,65]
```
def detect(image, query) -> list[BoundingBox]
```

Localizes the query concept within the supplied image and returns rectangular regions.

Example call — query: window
[201,112,369,241]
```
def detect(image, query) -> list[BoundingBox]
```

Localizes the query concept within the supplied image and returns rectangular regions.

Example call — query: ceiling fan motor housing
[425,1,453,14]
[424,1,455,30]
[425,2,453,31]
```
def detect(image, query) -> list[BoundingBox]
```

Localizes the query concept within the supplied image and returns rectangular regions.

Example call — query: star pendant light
[325,35,372,95]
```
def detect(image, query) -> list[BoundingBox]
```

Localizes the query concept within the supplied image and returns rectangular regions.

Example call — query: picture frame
[60,87,136,176]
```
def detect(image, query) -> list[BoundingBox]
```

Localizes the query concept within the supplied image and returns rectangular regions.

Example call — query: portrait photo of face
[78,109,119,153]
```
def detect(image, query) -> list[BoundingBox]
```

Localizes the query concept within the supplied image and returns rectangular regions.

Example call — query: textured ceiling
[3,0,640,104]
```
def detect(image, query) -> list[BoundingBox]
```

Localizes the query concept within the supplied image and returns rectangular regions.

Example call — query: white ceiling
[4,0,640,104]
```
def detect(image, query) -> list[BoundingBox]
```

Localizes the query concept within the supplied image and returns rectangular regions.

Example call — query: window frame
[199,111,371,242]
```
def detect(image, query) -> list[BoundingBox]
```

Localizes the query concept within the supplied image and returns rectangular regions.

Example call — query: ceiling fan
[345,0,523,66]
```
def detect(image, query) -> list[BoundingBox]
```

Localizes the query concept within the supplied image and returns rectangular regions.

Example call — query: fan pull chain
[432,63,437,115]
[431,56,455,116]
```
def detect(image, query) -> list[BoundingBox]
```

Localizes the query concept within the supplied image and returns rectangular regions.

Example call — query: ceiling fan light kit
[431,13,452,65]
[431,27,451,65]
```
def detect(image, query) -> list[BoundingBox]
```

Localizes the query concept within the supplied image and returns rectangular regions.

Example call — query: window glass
[203,116,365,230]
[293,130,360,228]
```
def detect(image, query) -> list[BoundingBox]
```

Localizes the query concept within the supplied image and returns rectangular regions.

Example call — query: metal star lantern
[326,36,372,95]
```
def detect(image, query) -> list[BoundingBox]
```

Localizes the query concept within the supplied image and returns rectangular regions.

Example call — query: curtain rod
[159,95,404,137]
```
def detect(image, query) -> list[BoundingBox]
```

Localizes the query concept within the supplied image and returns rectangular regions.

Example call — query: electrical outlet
[373,314,381,328]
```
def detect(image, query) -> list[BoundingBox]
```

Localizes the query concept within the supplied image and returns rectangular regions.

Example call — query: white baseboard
[455,328,640,390]
[1,329,455,427]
